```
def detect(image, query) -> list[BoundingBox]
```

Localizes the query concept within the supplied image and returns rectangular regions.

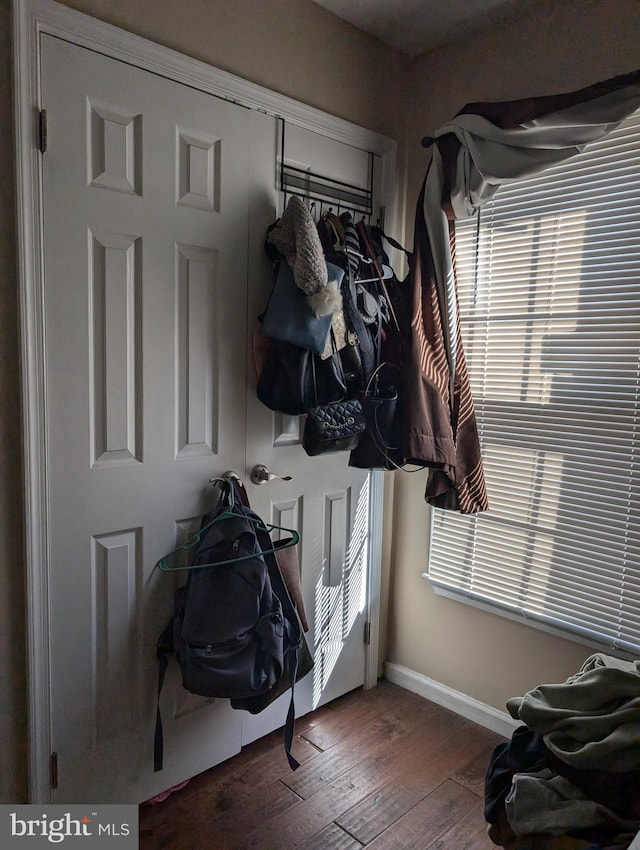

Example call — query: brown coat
[402,179,488,514]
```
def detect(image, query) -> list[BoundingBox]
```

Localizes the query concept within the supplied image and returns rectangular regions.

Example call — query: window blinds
[427,107,640,654]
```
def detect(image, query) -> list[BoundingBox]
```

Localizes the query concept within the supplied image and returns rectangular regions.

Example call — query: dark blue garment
[484,725,549,824]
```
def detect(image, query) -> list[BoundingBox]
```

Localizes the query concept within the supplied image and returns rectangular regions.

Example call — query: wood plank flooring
[139,679,504,850]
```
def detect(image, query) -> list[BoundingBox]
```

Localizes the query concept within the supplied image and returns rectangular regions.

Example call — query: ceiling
[311,0,540,57]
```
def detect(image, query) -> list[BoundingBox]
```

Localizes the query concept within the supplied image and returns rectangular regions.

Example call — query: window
[427,107,640,654]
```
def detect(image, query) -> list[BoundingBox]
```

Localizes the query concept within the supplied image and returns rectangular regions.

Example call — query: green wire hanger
[155,475,300,573]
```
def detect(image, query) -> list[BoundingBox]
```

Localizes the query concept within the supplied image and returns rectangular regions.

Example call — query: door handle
[250,464,293,485]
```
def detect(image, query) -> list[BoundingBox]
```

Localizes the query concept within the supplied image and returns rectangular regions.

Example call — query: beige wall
[1,0,411,802]
[55,0,413,138]
[387,0,640,713]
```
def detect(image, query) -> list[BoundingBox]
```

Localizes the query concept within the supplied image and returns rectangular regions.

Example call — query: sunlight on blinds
[428,107,640,654]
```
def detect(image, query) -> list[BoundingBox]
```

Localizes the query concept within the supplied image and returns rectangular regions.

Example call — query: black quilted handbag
[302,398,365,456]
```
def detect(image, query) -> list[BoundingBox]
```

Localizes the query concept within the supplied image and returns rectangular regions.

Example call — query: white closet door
[41,34,251,803]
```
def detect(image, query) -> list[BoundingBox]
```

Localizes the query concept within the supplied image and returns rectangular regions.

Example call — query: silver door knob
[250,464,293,485]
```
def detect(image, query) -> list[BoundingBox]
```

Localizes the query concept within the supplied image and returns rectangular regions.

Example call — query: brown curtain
[405,70,640,514]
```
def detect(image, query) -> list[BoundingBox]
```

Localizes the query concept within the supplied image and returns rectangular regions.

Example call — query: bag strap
[370,225,412,262]
[253,520,303,771]
[362,364,400,453]
[154,618,174,773]
[283,646,300,771]
[230,476,251,508]
[226,491,303,771]
[310,330,349,408]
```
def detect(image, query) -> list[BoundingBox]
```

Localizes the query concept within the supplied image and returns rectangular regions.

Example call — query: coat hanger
[154,476,300,573]
[345,248,393,276]
[356,263,394,285]
[346,246,369,262]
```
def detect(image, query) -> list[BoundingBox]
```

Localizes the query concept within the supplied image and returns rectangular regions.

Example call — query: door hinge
[50,752,58,789]
[363,621,371,646]
[38,109,47,153]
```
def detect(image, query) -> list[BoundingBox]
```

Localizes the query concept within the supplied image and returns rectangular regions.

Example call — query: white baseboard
[385,662,519,740]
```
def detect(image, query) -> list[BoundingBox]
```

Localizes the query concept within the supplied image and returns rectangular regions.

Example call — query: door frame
[14,0,397,803]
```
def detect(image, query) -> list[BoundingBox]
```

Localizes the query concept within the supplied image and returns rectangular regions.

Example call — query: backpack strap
[254,521,304,772]
[283,644,300,771]
[229,476,251,508]
[154,617,174,772]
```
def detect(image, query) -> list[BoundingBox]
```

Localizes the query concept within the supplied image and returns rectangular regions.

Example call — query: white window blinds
[427,107,640,654]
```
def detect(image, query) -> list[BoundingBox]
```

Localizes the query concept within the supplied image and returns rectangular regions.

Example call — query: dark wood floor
[139,679,504,850]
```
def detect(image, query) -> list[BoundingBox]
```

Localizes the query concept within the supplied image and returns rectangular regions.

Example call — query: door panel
[41,34,251,803]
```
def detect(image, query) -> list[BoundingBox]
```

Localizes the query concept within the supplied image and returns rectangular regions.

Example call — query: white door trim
[14,0,396,803]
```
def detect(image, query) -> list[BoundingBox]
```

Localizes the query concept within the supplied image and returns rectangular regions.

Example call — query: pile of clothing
[485,654,640,850]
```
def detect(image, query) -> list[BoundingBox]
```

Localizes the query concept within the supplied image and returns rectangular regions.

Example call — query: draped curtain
[406,70,640,513]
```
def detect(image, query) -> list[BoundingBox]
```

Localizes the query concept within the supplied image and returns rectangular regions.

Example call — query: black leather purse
[302,398,365,456]
[256,339,347,416]
[349,363,403,470]
[302,343,365,456]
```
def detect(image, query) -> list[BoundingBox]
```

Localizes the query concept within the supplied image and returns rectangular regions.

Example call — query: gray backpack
[154,478,312,772]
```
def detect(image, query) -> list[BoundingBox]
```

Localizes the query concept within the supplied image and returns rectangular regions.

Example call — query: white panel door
[40,34,252,803]
[242,120,375,745]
